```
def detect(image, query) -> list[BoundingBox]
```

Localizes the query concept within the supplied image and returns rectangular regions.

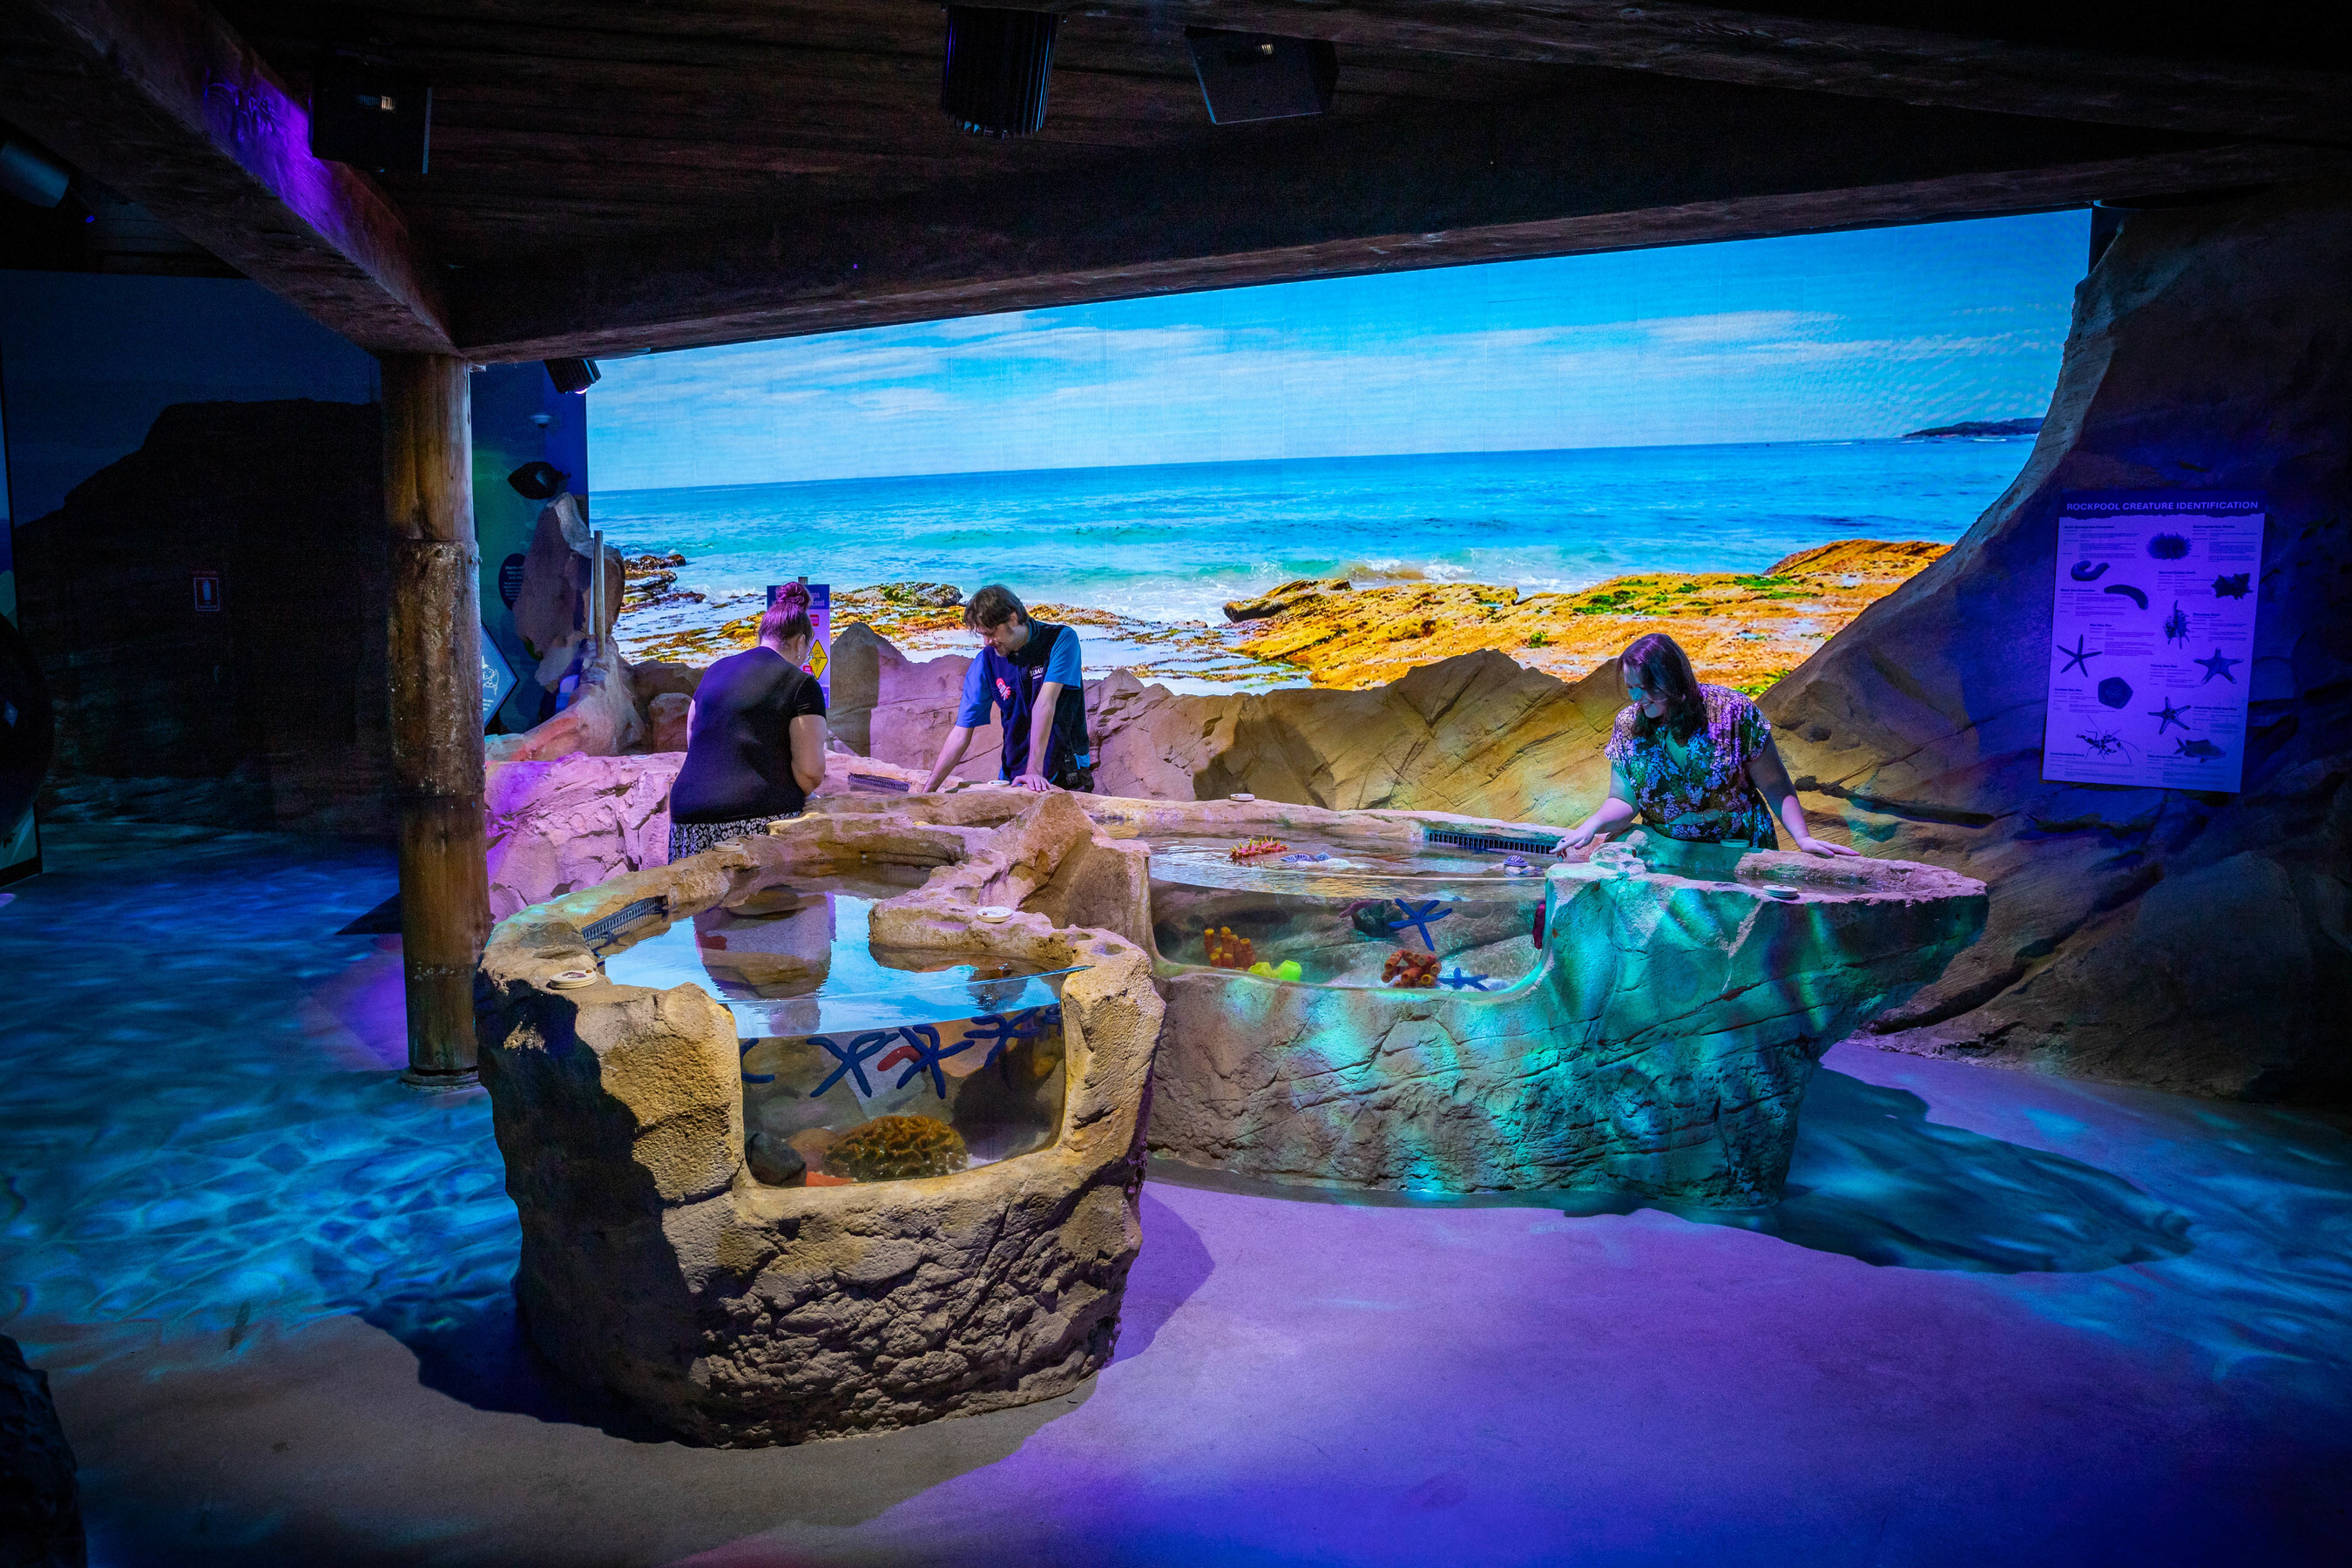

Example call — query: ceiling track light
[941,6,1060,139]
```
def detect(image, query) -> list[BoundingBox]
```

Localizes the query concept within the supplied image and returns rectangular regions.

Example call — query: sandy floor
[3,824,2347,1566]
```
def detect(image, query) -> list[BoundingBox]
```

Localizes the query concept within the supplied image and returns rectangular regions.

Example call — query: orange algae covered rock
[823,1115,970,1182]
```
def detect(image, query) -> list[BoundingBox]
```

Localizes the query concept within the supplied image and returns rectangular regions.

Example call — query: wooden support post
[382,355,490,1086]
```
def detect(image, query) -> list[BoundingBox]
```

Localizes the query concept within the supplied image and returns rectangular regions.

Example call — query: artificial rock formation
[1142,818,1987,1201]
[0,1332,84,1568]
[476,799,1164,1445]
[482,748,929,919]
[1763,176,2352,1102]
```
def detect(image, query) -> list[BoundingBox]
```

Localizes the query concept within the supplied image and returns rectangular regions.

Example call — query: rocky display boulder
[1762,177,2352,1103]
[0,1332,84,1568]
[483,748,929,920]
[475,798,1164,1445]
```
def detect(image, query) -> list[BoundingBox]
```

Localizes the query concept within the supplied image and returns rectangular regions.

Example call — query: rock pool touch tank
[1146,829,1551,990]
[600,874,1083,1184]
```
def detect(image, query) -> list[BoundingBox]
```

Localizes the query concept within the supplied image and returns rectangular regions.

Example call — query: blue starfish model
[876,1024,973,1098]
[2055,635,2099,675]
[2195,648,2240,684]
[2147,699,2190,734]
[811,1030,894,1097]
[1436,969,1494,990]
[959,1006,1058,1075]
[1387,899,1454,950]
[740,1038,777,1085]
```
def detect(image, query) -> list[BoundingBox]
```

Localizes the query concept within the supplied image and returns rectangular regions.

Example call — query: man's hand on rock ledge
[1012,772,1055,794]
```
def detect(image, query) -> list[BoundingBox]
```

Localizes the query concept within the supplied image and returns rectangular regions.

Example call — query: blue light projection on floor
[0,826,517,1377]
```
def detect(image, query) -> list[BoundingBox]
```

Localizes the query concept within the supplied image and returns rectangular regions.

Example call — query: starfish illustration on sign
[2055,635,2099,675]
[1387,899,1454,950]
[2147,699,2190,734]
[876,1024,972,1098]
[811,1031,894,1097]
[2195,648,2240,684]
[1436,969,1494,990]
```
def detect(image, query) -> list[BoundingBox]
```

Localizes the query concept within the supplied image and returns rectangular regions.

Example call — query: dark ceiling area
[3,2,2349,360]
[216,1,1572,260]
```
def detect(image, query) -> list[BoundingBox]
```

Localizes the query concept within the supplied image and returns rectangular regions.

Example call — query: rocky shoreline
[617,537,1947,694]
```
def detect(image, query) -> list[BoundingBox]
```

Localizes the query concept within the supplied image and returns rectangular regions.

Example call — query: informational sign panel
[2043,492,2263,792]
[479,624,516,727]
[768,581,833,700]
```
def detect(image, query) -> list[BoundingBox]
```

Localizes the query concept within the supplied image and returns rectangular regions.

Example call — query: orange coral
[1203,926,1256,970]
[1229,837,1289,862]
[1382,949,1441,988]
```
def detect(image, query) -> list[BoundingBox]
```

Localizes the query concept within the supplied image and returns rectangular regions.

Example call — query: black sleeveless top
[668,647,828,824]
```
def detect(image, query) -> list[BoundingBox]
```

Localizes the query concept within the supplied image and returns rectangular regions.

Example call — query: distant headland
[1900,417,2044,440]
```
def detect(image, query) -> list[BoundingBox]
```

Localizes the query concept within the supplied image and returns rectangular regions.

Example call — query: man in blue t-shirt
[921,584,1094,794]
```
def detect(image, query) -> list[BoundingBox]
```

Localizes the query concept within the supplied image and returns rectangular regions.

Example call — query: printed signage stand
[768,580,833,700]
[2042,491,2263,793]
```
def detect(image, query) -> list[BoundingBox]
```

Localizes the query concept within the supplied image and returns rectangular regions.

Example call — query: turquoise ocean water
[592,437,2037,626]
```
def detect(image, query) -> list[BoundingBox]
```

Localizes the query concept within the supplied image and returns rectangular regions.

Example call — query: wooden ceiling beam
[454,72,2346,361]
[0,0,451,352]
[1079,1,2352,144]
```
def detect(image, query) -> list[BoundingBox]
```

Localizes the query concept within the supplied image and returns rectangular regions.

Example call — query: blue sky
[589,211,2088,492]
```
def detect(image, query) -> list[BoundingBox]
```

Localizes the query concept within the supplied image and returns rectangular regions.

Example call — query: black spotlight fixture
[544,356,601,395]
[309,52,432,173]
[1186,29,1337,125]
[941,7,1060,138]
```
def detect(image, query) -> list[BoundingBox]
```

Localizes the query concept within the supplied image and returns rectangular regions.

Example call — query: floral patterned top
[1604,684,1779,846]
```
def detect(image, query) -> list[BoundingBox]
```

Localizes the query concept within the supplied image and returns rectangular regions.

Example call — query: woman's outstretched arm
[1554,765,1639,853]
[1746,740,1858,857]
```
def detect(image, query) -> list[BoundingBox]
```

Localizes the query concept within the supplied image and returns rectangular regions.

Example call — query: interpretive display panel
[768,580,833,699]
[2043,492,2263,792]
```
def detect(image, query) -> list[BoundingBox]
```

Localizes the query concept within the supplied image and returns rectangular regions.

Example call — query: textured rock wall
[15,400,391,835]
[482,749,931,920]
[0,1331,84,1568]
[1762,178,2352,1102]
[855,643,1624,818]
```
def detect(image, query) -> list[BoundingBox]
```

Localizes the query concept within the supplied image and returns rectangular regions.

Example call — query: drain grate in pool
[580,896,670,953]
[1422,828,1560,856]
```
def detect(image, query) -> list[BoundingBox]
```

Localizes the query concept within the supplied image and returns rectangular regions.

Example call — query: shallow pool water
[602,880,1076,1184]
[1146,833,1548,990]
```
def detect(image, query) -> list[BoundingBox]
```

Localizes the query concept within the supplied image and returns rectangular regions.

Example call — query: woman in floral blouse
[1555,633,1858,857]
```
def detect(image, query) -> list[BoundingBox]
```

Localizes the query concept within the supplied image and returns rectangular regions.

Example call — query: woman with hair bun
[666,582,829,862]
[1555,632,1856,857]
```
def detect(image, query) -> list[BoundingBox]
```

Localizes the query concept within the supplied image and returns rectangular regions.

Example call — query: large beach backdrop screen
[591,211,2087,686]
